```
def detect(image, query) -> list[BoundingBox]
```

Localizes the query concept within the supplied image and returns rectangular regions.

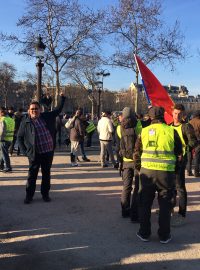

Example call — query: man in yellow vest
[171,103,197,226]
[0,107,15,172]
[85,114,96,147]
[134,106,182,243]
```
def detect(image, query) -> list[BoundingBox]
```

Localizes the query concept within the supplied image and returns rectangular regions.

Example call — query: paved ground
[0,146,200,270]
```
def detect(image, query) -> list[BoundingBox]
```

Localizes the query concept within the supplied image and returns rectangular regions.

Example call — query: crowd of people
[1,97,200,244]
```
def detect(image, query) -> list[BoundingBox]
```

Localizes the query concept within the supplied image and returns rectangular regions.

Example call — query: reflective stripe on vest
[86,122,96,133]
[172,124,186,155]
[3,116,15,141]
[141,123,176,171]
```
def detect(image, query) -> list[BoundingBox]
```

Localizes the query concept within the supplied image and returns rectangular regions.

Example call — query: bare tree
[64,55,103,117]
[105,0,186,82]
[0,62,16,107]
[0,0,103,103]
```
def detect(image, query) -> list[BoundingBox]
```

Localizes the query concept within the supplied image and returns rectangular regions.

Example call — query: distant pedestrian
[189,110,200,177]
[0,107,15,173]
[97,111,117,168]
[18,94,66,204]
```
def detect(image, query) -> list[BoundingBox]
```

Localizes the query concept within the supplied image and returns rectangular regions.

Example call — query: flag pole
[134,54,151,105]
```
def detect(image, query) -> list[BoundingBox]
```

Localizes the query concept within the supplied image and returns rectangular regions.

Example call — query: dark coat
[189,117,200,141]
[69,117,85,142]
[17,96,65,161]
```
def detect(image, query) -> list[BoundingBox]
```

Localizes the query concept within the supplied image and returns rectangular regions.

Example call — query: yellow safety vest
[171,124,186,155]
[141,123,176,171]
[3,116,15,142]
[86,121,96,133]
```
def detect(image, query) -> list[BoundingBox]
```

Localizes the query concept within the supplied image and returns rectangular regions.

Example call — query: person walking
[17,94,66,204]
[9,108,24,156]
[0,107,15,172]
[135,106,182,243]
[69,109,85,166]
[189,110,200,177]
[171,104,197,225]
[97,111,117,168]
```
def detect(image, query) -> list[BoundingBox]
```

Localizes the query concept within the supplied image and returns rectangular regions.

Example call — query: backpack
[120,126,136,159]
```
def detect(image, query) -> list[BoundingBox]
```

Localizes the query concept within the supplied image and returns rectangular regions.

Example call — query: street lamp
[95,69,110,118]
[35,35,46,102]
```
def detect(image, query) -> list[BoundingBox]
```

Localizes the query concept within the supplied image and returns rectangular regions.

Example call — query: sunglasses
[30,108,39,111]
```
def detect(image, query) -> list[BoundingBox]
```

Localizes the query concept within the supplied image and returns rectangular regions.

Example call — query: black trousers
[138,168,175,239]
[26,151,54,199]
[121,167,139,219]
[175,157,187,217]
[194,145,200,175]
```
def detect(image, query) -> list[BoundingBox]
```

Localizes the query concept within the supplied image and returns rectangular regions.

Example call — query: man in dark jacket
[171,103,197,225]
[117,107,139,221]
[18,94,65,204]
[189,110,200,177]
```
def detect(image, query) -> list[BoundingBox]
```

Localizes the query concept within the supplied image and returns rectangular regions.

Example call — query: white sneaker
[71,163,78,167]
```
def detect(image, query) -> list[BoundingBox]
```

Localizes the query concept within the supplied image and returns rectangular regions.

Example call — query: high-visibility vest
[141,123,176,171]
[86,121,96,134]
[135,120,142,135]
[112,117,119,127]
[3,116,15,142]
[171,124,186,155]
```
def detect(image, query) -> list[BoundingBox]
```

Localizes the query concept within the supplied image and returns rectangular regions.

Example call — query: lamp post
[35,35,46,102]
[95,70,110,118]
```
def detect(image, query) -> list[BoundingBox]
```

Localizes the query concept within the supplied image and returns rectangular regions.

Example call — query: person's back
[189,111,200,140]
[97,115,113,141]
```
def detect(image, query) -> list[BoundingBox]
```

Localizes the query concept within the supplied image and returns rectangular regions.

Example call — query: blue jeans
[0,141,12,170]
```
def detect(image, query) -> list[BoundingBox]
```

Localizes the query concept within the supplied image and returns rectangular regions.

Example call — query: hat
[148,106,164,120]
[122,107,134,119]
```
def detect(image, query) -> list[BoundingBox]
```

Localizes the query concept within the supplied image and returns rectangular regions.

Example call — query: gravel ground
[0,147,200,270]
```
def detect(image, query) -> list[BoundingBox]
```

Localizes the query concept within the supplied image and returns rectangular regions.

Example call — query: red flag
[134,54,174,124]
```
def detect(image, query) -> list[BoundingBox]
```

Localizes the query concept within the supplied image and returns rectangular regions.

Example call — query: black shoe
[24,197,33,204]
[82,156,90,162]
[3,168,12,173]
[194,172,200,177]
[122,209,130,218]
[42,195,51,202]
[187,171,194,176]
[160,235,172,244]
[113,163,119,169]
[136,232,150,242]
[102,164,108,168]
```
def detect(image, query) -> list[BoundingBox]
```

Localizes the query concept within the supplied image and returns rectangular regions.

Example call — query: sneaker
[136,232,150,242]
[102,164,108,168]
[113,163,119,169]
[171,214,185,227]
[160,235,172,244]
[187,171,194,176]
[42,195,51,202]
[71,163,78,167]
[82,156,90,162]
[3,168,12,173]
